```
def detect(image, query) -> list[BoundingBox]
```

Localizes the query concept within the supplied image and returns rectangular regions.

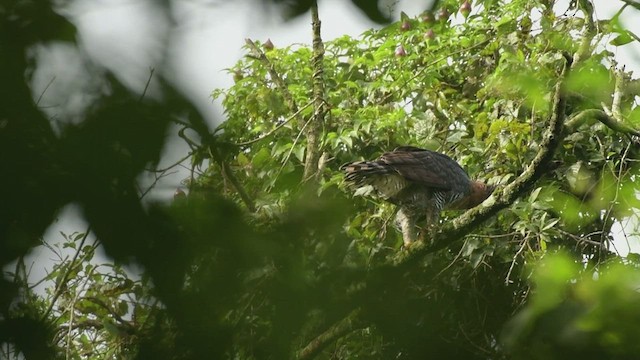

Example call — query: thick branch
[573,0,596,66]
[565,109,640,136]
[303,3,327,182]
[565,65,640,137]
[209,145,256,212]
[296,309,363,360]
[611,66,626,120]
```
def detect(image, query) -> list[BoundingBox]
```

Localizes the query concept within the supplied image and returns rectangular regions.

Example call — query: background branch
[209,145,256,212]
[41,227,92,321]
[296,309,364,360]
[245,38,299,114]
[565,108,640,136]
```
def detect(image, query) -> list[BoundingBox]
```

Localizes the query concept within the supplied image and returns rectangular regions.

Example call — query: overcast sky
[15,0,640,290]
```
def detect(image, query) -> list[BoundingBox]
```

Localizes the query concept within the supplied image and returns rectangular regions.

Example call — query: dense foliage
[2,0,640,359]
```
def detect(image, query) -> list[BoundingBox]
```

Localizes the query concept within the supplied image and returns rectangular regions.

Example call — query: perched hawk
[341,146,494,245]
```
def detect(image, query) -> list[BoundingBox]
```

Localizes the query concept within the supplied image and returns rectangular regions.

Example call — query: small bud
[459,1,472,18]
[233,69,243,82]
[400,20,411,32]
[437,7,450,22]
[395,45,407,57]
[263,38,274,51]
[424,29,435,41]
[174,189,186,200]
[420,11,434,24]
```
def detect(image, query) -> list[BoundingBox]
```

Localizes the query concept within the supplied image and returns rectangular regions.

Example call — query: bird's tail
[340,161,392,186]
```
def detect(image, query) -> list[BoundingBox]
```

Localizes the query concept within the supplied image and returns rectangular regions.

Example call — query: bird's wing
[379,149,469,190]
[393,145,427,152]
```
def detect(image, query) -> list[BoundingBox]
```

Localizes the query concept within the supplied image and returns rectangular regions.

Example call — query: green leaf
[102,319,121,336]
[611,31,634,46]
[252,147,271,167]
[293,146,305,162]
[529,187,542,203]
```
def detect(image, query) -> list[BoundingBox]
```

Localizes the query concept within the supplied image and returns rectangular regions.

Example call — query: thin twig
[138,68,155,102]
[36,76,56,106]
[557,229,605,247]
[41,226,92,321]
[377,39,491,106]
[505,238,528,285]
[147,152,194,173]
[234,101,313,146]
[245,38,299,114]
[139,170,178,199]
[600,142,631,255]
[273,116,313,186]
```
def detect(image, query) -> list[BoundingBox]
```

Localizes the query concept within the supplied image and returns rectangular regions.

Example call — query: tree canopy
[2,0,640,359]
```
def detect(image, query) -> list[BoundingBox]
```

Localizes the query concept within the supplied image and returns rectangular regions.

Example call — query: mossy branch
[565,66,640,137]
[565,109,640,137]
[296,309,364,360]
[303,3,327,182]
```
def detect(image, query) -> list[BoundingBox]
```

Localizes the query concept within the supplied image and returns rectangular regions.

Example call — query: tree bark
[303,3,327,182]
[296,309,363,360]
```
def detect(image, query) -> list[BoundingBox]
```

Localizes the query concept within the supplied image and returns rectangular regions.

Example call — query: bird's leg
[420,207,439,243]
[396,208,417,246]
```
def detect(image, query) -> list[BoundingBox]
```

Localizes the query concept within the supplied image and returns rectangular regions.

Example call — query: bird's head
[469,181,495,207]
[451,181,495,210]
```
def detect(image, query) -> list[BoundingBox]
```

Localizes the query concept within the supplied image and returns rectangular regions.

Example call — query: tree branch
[296,309,364,360]
[175,123,257,211]
[84,296,135,331]
[565,108,640,137]
[610,66,626,120]
[564,66,640,137]
[245,38,299,114]
[573,0,596,66]
[209,145,256,212]
[138,67,155,102]
[234,101,313,147]
[41,227,91,321]
[303,3,327,182]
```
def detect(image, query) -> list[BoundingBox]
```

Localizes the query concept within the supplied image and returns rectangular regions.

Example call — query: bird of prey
[341,146,494,245]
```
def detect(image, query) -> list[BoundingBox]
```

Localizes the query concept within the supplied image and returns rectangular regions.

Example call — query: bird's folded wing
[379,150,456,190]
